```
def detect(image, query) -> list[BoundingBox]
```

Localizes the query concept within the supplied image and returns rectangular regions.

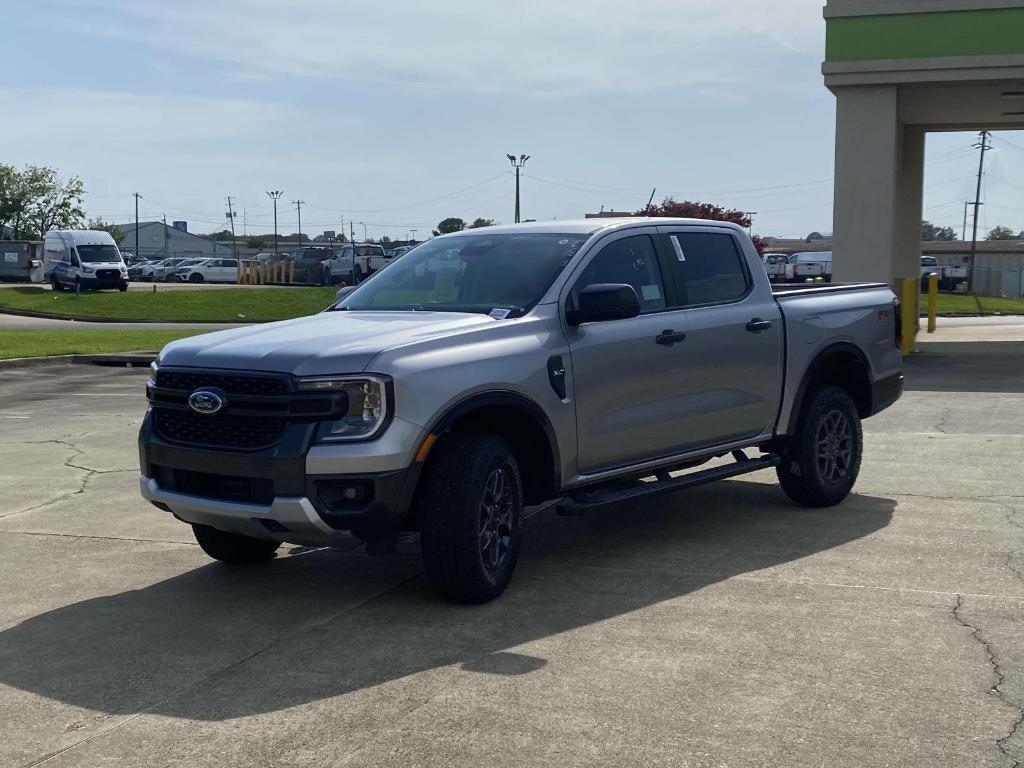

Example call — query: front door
[563,230,694,474]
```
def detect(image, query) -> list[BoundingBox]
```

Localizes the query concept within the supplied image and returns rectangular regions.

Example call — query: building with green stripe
[823,0,1024,294]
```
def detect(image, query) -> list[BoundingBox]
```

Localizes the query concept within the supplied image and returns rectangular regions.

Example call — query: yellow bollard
[900,277,917,355]
[927,273,938,333]
[289,262,295,284]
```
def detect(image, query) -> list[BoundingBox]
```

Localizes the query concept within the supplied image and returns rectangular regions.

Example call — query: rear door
[563,229,694,473]
[656,226,783,448]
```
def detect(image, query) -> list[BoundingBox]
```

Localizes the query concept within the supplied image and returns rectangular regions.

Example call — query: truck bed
[772,281,887,297]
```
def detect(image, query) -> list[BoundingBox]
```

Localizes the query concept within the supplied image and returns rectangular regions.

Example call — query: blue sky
[4,0,1024,240]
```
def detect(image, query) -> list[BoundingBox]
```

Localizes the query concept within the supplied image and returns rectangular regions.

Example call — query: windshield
[76,245,122,264]
[336,232,588,316]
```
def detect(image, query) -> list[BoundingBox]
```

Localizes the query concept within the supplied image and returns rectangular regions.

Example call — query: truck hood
[157,310,498,375]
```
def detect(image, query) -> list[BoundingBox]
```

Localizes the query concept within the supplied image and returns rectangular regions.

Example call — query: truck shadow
[0,480,893,721]
[906,340,1024,393]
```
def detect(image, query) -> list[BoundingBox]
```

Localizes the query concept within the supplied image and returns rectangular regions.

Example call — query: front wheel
[192,524,280,564]
[50,274,63,292]
[188,272,204,283]
[420,433,524,603]
[777,385,862,507]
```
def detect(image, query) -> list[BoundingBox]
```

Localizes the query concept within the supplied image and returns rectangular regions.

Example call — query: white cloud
[80,0,825,96]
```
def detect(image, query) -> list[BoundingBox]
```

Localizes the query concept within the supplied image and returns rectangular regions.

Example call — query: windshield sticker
[489,308,512,320]
[641,284,662,301]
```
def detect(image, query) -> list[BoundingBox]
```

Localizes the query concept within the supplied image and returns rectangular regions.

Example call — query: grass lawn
[0,285,336,323]
[930,293,1024,315]
[0,329,207,360]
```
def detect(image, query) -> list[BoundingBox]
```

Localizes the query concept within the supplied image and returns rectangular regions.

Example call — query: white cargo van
[43,230,129,292]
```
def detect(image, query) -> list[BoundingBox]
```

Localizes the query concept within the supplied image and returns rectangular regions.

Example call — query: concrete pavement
[0,328,1021,767]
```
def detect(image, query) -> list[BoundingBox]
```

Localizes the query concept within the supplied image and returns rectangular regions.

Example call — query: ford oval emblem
[188,389,225,415]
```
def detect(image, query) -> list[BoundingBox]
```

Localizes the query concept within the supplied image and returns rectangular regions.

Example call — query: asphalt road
[0,330,1022,767]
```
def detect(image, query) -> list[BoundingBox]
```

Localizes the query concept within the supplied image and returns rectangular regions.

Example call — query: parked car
[160,258,207,282]
[789,251,833,282]
[322,242,390,285]
[762,252,790,281]
[43,230,128,292]
[284,247,336,284]
[175,258,240,284]
[140,218,902,603]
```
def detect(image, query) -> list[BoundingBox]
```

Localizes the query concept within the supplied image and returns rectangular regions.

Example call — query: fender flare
[785,341,873,435]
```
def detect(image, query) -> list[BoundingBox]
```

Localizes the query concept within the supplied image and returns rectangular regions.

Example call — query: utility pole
[359,221,367,241]
[292,200,304,246]
[225,196,238,260]
[962,202,970,242]
[243,208,247,236]
[645,188,657,214]
[266,190,283,252]
[744,211,758,236]
[133,192,140,259]
[507,154,530,223]
[967,131,991,294]
[162,214,169,264]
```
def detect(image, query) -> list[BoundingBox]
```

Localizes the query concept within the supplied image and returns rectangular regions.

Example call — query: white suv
[176,258,240,283]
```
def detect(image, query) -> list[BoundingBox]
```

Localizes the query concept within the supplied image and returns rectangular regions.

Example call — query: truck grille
[147,368,346,452]
[153,409,284,451]
[154,370,289,396]
[96,269,121,279]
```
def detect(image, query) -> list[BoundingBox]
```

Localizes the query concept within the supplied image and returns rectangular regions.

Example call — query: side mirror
[335,285,357,302]
[566,283,641,326]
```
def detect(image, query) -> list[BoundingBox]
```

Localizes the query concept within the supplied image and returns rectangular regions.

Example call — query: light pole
[410,229,418,243]
[744,212,758,236]
[358,221,367,241]
[507,154,529,223]
[266,190,283,252]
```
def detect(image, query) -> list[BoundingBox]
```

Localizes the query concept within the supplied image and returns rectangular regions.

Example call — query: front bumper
[138,411,423,545]
[81,275,127,289]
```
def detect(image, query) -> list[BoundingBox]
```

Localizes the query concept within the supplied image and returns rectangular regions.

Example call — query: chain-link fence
[971,267,1024,299]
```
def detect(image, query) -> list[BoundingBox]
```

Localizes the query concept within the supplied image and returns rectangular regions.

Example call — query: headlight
[298,375,390,442]
[81,266,95,274]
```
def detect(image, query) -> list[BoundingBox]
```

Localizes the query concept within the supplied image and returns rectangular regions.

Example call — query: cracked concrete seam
[953,594,1024,767]
[933,408,952,434]
[0,438,135,520]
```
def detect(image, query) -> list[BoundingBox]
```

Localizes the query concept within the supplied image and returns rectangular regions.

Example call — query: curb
[0,307,259,324]
[0,352,156,370]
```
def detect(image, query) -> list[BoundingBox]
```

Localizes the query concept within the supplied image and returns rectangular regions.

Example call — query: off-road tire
[420,433,524,603]
[192,524,280,564]
[777,385,862,508]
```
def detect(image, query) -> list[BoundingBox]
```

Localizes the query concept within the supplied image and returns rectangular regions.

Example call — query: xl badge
[188,389,225,415]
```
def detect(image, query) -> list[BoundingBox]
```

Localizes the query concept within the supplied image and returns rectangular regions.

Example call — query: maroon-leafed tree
[637,198,765,254]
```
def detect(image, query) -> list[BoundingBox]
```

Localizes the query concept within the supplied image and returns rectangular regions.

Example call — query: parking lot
[1,330,1022,767]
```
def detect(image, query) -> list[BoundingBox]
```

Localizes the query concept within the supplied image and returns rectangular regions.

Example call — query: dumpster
[0,241,44,283]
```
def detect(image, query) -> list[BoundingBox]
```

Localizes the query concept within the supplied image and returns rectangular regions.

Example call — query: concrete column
[831,85,924,290]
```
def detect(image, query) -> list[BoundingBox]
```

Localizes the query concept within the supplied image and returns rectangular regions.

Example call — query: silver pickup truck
[139,218,903,603]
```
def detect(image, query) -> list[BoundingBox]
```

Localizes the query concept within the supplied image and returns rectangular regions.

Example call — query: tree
[640,198,764,253]
[87,217,126,244]
[204,229,235,241]
[0,164,83,239]
[805,231,825,243]
[245,236,266,249]
[986,225,1019,241]
[468,217,495,229]
[433,217,466,236]
[286,233,309,243]
[379,235,392,245]
[921,220,956,241]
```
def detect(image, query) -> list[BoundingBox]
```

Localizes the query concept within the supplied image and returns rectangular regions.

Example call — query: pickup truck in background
[762,252,790,281]
[139,218,903,603]
[921,256,969,291]
[789,251,833,282]
[322,242,391,286]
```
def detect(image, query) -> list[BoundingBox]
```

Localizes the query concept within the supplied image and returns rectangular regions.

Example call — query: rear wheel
[420,433,523,603]
[321,267,332,286]
[777,385,862,507]
[192,524,280,564]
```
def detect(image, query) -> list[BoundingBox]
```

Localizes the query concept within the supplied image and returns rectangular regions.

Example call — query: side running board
[557,450,781,516]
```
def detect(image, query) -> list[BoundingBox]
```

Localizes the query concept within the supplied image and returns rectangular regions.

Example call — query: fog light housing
[316,480,373,511]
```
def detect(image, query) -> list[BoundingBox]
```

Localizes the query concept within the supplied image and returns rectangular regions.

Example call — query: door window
[573,235,666,312]
[669,232,749,306]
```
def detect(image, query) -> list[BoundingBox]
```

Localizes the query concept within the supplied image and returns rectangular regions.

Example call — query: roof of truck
[440,218,745,238]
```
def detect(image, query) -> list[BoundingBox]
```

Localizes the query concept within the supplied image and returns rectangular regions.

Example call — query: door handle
[656,330,687,346]
[746,318,773,333]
